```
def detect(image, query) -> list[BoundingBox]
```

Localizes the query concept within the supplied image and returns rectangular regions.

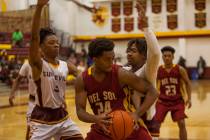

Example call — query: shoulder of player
[177,65,185,71]
[158,65,164,70]
[177,65,187,76]
[58,59,67,65]
[117,67,136,82]
[135,65,145,76]
[122,66,131,71]
[19,62,30,73]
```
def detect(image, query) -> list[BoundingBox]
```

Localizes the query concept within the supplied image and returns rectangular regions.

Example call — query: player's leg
[125,126,152,140]
[54,118,84,140]
[153,101,170,139]
[171,102,187,140]
[144,119,160,140]
[30,121,56,140]
[26,125,30,140]
[137,126,152,140]
[126,118,151,140]
[177,119,187,140]
[26,98,35,140]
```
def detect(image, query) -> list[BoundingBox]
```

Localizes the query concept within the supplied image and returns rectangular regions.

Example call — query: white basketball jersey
[123,65,146,79]
[19,62,36,96]
[35,59,69,108]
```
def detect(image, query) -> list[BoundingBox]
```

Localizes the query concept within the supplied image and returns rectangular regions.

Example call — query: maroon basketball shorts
[85,126,152,140]
[154,101,187,123]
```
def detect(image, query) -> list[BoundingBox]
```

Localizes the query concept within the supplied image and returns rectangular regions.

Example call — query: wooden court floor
[0,80,210,140]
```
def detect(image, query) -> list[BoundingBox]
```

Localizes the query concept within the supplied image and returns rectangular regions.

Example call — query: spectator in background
[0,32,6,42]
[12,29,23,47]
[81,46,87,63]
[77,60,86,73]
[86,56,93,67]
[68,52,77,65]
[197,56,206,79]
[178,56,187,69]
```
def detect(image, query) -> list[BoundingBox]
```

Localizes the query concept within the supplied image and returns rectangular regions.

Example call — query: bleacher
[0,32,31,59]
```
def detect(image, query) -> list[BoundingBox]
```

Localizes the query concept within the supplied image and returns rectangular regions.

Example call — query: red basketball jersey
[82,65,126,115]
[157,65,183,105]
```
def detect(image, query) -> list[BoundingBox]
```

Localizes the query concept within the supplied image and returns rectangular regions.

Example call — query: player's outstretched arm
[136,0,160,84]
[180,66,192,108]
[29,0,49,81]
[118,68,158,117]
[9,75,24,106]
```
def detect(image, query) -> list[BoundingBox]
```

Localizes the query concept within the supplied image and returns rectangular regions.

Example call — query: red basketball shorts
[85,126,152,140]
[154,101,187,123]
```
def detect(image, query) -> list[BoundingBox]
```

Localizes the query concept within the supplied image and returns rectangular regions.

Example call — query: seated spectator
[68,52,77,65]
[77,60,86,73]
[12,29,23,47]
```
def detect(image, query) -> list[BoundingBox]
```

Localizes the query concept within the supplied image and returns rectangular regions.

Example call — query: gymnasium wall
[0,0,27,11]
[72,0,210,67]
[74,0,210,35]
[1,0,210,67]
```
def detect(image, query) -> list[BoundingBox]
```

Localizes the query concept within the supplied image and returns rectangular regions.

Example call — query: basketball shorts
[154,101,187,123]
[85,126,152,140]
[30,118,83,140]
[26,100,35,126]
[143,119,160,138]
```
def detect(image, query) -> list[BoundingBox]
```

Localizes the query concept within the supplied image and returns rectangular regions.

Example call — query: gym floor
[0,80,210,140]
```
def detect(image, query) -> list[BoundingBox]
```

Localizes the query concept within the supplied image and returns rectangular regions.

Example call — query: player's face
[126,45,145,67]
[42,35,59,59]
[94,50,115,72]
[162,51,174,65]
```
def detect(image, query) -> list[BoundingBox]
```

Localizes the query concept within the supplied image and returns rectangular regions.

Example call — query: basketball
[108,110,134,140]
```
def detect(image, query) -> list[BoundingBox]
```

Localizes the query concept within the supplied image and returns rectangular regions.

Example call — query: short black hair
[39,28,56,45]
[127,39,147,57]
[161,46,175,54]
[88,38,114,58]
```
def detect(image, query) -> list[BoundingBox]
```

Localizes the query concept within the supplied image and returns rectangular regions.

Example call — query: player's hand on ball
[95,113,112,134]
[129,112,140,130]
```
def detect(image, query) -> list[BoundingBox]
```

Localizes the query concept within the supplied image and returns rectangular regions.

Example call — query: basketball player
[75,38,159,140]
[155,46,192,140]
[9,61,36,140]
[123,1,160,139]
[29,0,83,139]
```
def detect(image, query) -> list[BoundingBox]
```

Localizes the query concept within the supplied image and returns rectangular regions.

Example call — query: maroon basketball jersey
[157,65,183,105]
[82,65,126,115]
